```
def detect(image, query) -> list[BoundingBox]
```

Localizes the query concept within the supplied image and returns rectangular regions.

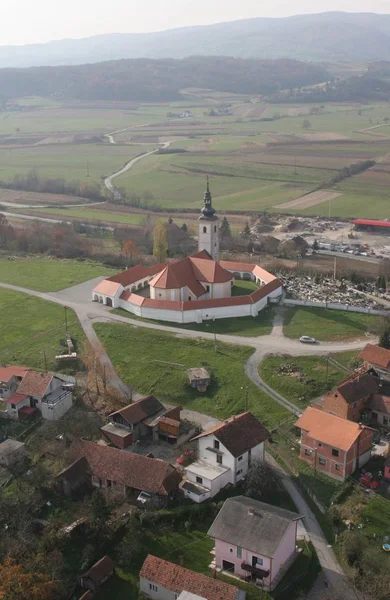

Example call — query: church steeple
[198,179,220,261]
[201,177,216,220]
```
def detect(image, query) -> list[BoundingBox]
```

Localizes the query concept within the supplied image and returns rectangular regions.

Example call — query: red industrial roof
[353,219,390,228]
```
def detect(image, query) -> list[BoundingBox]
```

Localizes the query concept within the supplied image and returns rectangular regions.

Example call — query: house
[92,183,282,324]
[319,370,390,429]
[182,412,271,503]
[0,366,29,401]
[359,344,390,381]
[295,406,373,481]
[187,368,211,392]
[207,496,303,591]
[139,554,245,600]
[101,397,193,448]
[56,439,182,505]
[5,371,73,421]
[80,556,115,593]
[384,456,390,481]
[0,439,26,468]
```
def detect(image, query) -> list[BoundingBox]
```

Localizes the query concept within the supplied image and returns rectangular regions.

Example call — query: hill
[3,12,390,67]
[0,56,327,103]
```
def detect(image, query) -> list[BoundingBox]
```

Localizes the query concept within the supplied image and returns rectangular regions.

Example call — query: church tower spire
[198,178,220,261]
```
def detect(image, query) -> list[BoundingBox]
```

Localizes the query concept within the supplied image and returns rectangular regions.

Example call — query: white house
[0,366,29,401]
[5,371,73,421]
[182,412,271,503]
[139,554,245,600]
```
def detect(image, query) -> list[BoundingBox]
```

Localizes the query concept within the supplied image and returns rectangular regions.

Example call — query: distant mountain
[0,57,328,102]
[4,12,390,68]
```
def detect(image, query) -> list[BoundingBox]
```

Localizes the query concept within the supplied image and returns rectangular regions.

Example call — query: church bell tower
[198,179,220,261]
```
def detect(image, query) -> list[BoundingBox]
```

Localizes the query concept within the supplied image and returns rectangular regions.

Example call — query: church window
[214,226,217,232]
[203,226,207,233]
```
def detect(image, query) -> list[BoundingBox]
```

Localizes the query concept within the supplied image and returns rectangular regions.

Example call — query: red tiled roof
[108,263,165,287]
[17,371,53,398]
[93,280,122,296]
[296,406,371,451]
[359,344,390,370]
[110,396,165,425]
[66,440,181,496]
[353,219,390,228]
[253,264,277,283]
[368,394,390,414]
[81,556,114,586]
[193,412,271,457]
[140,555,240,600]
[18,406,37,415]
[0,366,29,383]
[219,260,257,272]
[334,371,379,404]
[4,392,28,406]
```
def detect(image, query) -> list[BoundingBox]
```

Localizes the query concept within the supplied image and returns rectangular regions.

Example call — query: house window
[384,416,389,426]
[238,456,243,461]
[253,556,264,566]
[217,454,222,465]
[332,449,339,457]
[318,443,322,447]
[188,297,191,301]
[203,226,207,233]
[196,476,203,484]
[230,548,233,553]
[319,457,326,465]
[305,449,312,456]
[237,546,242,559]
[214,226,217,232]
[107,480,112,488]
[335,464,340,471]
[236,469,243,476]
[11,404,16,409]
[214,440,220,450]
[206,285,210,292]
[149,583,158,592]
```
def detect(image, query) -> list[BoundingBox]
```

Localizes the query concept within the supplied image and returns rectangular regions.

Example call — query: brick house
[101,396,186,449]
[56,439,182,505]
[296,407,373,481]
[359,344,390,381]
[139,554,245,600]
[207,496,302,591]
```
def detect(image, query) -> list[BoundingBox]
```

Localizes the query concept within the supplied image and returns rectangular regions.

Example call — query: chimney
[248,507,255,516]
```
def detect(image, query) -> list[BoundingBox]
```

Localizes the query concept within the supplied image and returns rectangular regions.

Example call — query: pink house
[207,496,303,591]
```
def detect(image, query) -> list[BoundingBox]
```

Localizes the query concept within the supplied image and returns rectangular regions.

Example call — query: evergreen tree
[379,328,390,349]
[181,223,188,232]
[220,216,232,239]
[243,222,251,237]
[312,239,319,251]
[153,221,168,263]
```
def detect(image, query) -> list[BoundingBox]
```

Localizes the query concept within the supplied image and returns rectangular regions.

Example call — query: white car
[299,336,317,344]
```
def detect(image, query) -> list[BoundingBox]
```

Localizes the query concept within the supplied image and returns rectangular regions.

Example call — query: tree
[302,119,312,130]
[379,327,390,349]
[245,459,279,500]
[312,239,319,251]
[181,223,188,232]
[0,557,57,600]
[377,274,386,290]
[168,216,173,224]
[153,221,168,263]
[242,222,251,237]
[220,216,232,239]
[122,239,138,265]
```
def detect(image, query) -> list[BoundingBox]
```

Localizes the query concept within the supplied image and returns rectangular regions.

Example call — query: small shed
[187,368,211,392]
[0,438,26,468]
[80,555,115,592]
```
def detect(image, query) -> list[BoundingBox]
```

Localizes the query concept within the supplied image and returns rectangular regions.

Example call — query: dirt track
[278,190,342,209]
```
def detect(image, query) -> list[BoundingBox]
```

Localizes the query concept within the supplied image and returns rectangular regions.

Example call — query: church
[92,182,282,323]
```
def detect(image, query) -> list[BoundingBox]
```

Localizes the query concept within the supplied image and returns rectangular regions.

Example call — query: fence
[279,297,390,317]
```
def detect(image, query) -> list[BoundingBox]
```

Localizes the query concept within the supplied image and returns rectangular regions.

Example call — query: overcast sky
[3,0,390,45]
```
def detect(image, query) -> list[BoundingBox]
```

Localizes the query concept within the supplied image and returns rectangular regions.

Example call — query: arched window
[214,225,217,233]
[203,226,207,234]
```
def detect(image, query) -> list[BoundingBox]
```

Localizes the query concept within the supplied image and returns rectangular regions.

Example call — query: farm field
[0,288,86,371]
[94,322,290,427]
[0,256,117,291]
[283,307,382,341]
[26,205,146,226]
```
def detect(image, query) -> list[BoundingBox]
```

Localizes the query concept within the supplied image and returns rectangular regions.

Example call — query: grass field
[231,279,258,295]
[27,205,146,225]
[259,355,347,409]
[94,322,289,427]
[110,306,275,337]
[283,307,382,341]
[0,288,86,371]
[0,256,117,291]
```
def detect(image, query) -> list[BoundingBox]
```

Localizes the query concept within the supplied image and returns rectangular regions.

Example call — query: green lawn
[0,256,117,291]
[110,306,275,337]
[231,279,259,296]
[0,288,87,372]
[94,322,289,427]
[259,355,347,409]
[283,307,382,341]
[27,206,145,226]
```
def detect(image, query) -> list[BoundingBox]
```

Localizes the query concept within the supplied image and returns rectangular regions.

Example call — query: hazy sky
[3,0,390,45]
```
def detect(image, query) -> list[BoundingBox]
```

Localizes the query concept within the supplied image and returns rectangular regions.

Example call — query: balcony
[241,562,270,580]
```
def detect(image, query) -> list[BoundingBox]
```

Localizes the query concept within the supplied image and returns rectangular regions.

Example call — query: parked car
[360,473,380,489]
[299,336,317,344]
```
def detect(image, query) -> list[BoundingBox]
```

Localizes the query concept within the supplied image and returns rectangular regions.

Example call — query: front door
[222,560,235,574]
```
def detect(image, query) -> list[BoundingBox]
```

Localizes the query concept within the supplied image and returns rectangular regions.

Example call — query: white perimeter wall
[281,298,389,317]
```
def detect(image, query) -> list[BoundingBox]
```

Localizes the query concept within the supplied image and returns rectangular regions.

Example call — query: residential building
[101,397,194,448]
[92,183,282,323]
[0,366,29,401]
[56,439,182,505]
[319,370,390,429]
[359,343,390,381]
[182,412,270,502]
[187,368,211,392]
[79,556,115,593]
[384,456,390,481]
[139,554,245,600]
[207,496,303,591]
[295,406,373,481]
[0,439,26,468]
[5,371,72,421]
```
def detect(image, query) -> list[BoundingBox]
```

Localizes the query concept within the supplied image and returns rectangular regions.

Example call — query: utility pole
[213,318,217,353]
[64,306,68,336]
[333,256,337,280]
[241,386,249,411]
[325,354,329,387]
[329,196,331,219]
[43,350,48,374]
[86,161,90,177]
[294,157,297,176]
